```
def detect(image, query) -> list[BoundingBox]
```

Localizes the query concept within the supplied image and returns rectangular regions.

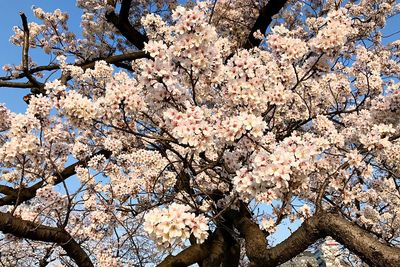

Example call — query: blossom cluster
[268,26,308,62]
[163,106,213,148]
[309,9,357,55]
[163,105,267,151]
[234,134,325,202]
[1,0,400,265]
[144,203,209,247]
[0,104,11,131]
[59,90,97,125]
[0,114,40,166]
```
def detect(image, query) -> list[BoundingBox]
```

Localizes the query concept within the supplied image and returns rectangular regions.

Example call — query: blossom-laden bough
[1,0,400,266]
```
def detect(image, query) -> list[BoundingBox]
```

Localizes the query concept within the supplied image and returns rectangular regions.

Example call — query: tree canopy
[1,0,400,266]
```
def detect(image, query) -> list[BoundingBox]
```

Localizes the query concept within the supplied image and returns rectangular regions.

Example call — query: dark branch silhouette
[105,0,148,50]
[243,0,288,49]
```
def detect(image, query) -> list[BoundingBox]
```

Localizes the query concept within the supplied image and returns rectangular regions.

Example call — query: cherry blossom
[0,0,400,266]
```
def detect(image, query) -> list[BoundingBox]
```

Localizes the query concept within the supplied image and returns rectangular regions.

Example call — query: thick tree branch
[0,150,111,206]
[200,229,228,267]
[156,241,211,267]
[230,209,400,267]
[0,185,16,196]
[260,216,321,267]
[157,227,240,267]
[0,51,148,85]
[221,237,240,267]
[226,207,320,266]
[79,50,149,70]
[105,0,148,50]
[119,0,132,21]
[225,209,268,266]
[318,212,400,267]
[0,211,94,267]
[243,0,288,49]
[0,81,34,88]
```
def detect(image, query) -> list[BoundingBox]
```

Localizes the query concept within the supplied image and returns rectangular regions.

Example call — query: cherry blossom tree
[1,0,400,266]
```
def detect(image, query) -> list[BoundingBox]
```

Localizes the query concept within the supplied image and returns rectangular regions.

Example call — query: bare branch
[19,12,45,93]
